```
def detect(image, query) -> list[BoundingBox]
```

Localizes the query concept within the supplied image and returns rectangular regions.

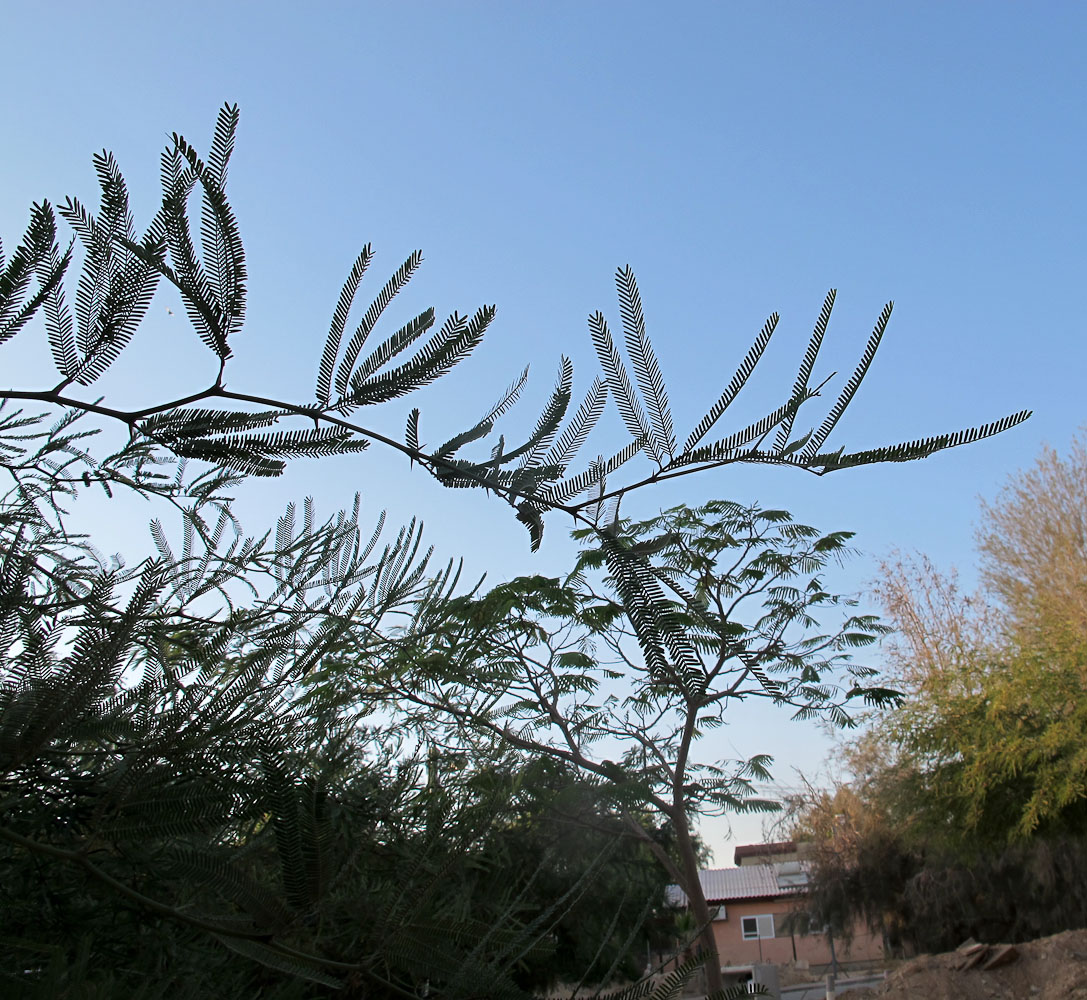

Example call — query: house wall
[710,897,883,969]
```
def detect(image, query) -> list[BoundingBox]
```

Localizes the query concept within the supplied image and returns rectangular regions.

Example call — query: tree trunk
[674,817,724,996]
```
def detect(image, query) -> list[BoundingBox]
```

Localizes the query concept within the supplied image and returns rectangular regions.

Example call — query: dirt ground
[844,928,1087,1000]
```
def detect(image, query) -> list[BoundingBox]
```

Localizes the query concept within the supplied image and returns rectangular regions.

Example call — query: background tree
[793,431,1087,954]
[865,435,1087,845]
[977,433,1087,666]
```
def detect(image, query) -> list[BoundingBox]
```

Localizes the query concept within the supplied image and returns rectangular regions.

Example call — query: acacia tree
[0,104,1030,996]
[372,500,897,992]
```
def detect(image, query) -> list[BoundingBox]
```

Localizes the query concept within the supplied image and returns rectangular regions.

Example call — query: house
[668,842,884,972]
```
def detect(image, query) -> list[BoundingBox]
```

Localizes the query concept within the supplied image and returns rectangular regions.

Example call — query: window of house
[741,914,775,940]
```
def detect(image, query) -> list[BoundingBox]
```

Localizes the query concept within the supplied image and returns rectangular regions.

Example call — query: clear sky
[2,2,1084,863]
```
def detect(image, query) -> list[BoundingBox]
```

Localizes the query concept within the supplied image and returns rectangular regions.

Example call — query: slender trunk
[674,815,724,996]
[670,695,722,996]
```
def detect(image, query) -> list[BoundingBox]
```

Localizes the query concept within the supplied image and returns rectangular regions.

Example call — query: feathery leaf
[617,267,674,460]
[811,409,1033,472]
[775,290,834,451]
[317,245,373,404]
[542,376,607,473]
[589,310,657,462]
[684,312,778,452]
[334,250,423,397]
[803,301,893,458]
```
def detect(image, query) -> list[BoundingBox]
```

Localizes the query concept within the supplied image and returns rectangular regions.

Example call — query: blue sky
[2,2,1084,862]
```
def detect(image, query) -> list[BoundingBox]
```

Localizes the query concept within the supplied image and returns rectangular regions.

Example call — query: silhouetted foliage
[0,105,1028,997]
